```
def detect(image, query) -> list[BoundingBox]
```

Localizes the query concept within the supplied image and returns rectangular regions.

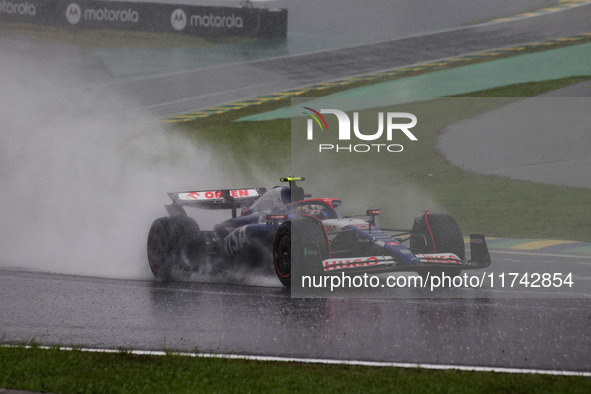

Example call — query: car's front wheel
[410,211,465,281]
[273,218,329,288]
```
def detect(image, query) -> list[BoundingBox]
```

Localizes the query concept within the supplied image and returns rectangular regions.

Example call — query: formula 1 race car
[146,177,491,287]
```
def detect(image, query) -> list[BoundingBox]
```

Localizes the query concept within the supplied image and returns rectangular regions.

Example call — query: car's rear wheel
[147,216,205,281]
[410,212,464,280]
[273,218,329,288]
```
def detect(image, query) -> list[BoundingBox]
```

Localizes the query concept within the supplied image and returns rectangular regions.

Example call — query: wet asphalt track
[96,2,591,119]
[1,1,591,372]
[1,247,590,371]
[438,89,591,189]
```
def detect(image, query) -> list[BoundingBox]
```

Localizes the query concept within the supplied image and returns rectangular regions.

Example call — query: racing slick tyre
[410,211,465,281]
[273,218,329,288]
[147,216,206,281]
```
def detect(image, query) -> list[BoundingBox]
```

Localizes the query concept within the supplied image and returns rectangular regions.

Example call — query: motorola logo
[0,1,36,16]
[66,2,139,25]
[170,8,187,31]
[66,3,81,25]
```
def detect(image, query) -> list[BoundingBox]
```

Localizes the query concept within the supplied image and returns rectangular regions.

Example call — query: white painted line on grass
[11,345,591,377]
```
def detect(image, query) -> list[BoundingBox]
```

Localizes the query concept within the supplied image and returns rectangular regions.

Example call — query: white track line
[11,345,591,377]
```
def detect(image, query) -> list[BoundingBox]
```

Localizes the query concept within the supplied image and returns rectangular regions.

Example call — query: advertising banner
[0,0,58,24]
[0,0,287,38]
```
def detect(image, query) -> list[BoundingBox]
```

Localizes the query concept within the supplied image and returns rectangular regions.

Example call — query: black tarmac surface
[97,3,591,118]
[1,247,589,371]
[438,91,591,189]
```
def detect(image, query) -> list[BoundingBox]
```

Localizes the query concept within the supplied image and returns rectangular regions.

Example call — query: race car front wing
[320,234,491,273]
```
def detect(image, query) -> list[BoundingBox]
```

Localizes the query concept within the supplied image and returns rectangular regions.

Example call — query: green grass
[1,346,589,393]
[177,76,591,242]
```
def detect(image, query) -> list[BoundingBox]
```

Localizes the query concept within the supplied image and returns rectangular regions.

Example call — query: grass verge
[1,346,590,393]
[177,76,591,242]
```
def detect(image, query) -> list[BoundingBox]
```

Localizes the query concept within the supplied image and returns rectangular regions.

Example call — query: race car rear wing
[166,188,266,218]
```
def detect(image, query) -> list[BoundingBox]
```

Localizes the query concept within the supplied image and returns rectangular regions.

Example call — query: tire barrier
[0,0,288,38]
